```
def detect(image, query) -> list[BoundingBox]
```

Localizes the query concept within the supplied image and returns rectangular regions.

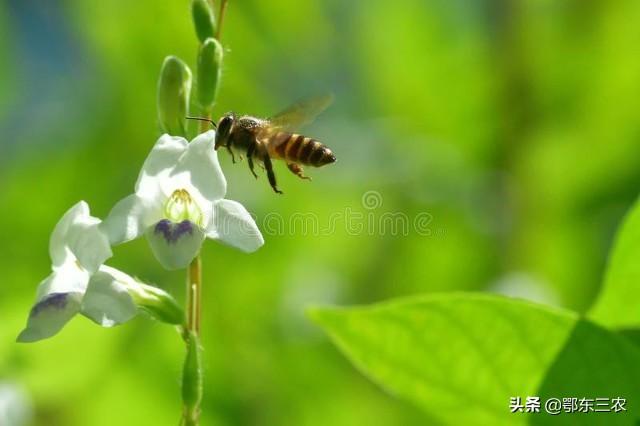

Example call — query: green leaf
[589,197,640,328]
[157,56,192,136]
[191,0,216,44]
[310,293,640,425]
[196,37,223,110]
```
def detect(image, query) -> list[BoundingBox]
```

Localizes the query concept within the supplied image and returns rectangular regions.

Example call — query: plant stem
[215,0,229,40]
[181,117,211,425]
[188,254,202,334]
[190,120,210,337]
[182,254,203,425]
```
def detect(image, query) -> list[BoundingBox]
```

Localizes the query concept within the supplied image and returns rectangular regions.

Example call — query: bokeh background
[1,0,640,424]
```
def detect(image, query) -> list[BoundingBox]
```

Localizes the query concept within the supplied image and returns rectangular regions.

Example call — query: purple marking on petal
[154,219,172,242]
[154,219,195,244]
[31,293,69,317]
[155,219,172,232]
[176,220,194,239]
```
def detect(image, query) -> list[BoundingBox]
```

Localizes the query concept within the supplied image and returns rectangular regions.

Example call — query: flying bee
[187,94,336,194]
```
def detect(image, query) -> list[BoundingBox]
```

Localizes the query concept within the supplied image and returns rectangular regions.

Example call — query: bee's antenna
[186,116,217,129]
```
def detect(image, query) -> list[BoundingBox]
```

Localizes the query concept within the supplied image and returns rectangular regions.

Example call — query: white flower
[101,131,264,270]
[17,202,146,342]
[0,383,31,426]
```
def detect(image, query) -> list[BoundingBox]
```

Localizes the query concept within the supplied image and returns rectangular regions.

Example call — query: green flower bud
[182,331,203,422]
[197,37,223,109]
[132,283,185,325]
[192,0,216,44]
[121,279,185,325]
[157,56,192,136]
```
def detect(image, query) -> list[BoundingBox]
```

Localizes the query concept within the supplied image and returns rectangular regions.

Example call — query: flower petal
[68,225,112,276]
[94,265,184,325]
[100,194,163,245]
[49,201,112,274]
[206,199,264,252]
[135,134,188,195]
[170,130,226,203]
[49,202,90,266]
[17,291,82,343]
[81,266,138,327]
[145,220,206,270]
[35,263,90,301]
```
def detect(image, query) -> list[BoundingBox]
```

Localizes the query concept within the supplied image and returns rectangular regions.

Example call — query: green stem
[188,254,202,334]
[215,0,229,41]
[182,254,203,425]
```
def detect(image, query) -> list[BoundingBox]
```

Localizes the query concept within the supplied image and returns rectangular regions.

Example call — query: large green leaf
[589,197,640,328]
[310,293,640,425]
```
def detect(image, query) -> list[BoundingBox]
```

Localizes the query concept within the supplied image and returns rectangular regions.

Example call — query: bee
[187,95,336,194]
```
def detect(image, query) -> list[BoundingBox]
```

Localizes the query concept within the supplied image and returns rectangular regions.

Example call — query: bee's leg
[263,155,283,194]
[225,138,237,163]
[246,144,258,179]
[226,145,236,163]
[287,163,312,181]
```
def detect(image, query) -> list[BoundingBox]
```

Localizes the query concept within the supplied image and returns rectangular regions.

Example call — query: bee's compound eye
[219,115,234,135]
[215,115,233,149]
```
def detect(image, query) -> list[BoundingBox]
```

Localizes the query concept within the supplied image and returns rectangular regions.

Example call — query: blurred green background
[1,0,640,424]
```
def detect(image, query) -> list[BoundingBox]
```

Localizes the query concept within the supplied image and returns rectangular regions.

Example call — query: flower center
[164,189,203,226]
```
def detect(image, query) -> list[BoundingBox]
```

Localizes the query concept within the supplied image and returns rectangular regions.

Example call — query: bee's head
[215,113,236,150]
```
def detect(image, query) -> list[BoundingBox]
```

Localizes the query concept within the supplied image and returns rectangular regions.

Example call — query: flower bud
[182,331,203,420]
[157,56,192,136]
[197,37,223,109]
[192,0,216,44]
[132,283,185,325]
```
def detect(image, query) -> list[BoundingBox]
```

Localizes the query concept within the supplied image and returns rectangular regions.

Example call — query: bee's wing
[268,94,334,132]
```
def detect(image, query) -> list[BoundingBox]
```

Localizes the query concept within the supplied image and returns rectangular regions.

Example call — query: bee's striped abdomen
[284,134,305,161]
[275,132,336,167]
